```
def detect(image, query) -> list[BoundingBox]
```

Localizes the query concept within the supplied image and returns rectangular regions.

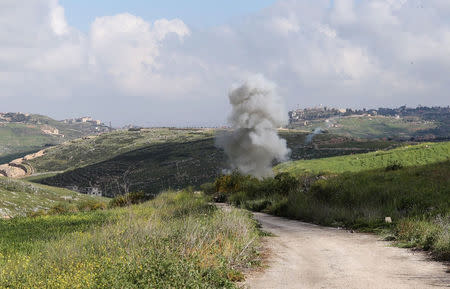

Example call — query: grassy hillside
[215,160,450,260]
[0,123,57,163]
[0,177,108,218]
[0,113,110,164]
[276,141,450,175]
[212,142,450,260]
[28,128,215,172]
[0,191,261,288]
[289,115,442,140]
[37,137,226,197]
[330,116,437,139]
[29,129,401,197]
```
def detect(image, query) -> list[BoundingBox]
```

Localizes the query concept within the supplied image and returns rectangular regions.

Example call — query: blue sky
[60,0,277,31]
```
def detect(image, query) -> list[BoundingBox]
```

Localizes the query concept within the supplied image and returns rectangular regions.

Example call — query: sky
[1,0,449,127]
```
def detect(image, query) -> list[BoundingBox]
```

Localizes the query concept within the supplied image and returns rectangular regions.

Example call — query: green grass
[276,141,450,175]
[0,177,108,217]
[218,161,450,260]
[331,116,436,139]
[0,123,58,161]
[212,141,450,260]
[289,115,439,139]
[0,191,261,288]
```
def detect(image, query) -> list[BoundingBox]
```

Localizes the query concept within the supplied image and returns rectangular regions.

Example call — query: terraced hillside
[0,113,110,164]
[27,128,215,172]
[276,141,450,175]
[24,129,402,197]
[0,177,107,218]
[289,115,442,140]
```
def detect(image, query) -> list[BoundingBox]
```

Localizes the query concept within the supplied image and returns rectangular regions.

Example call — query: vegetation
[28,129,401,197]
[288,106,449,140]
[212,143,450,261]
[0,191,261,288]
[0,123,56,163]
[27,128,215,172]
[37,135,226,197]
[330,116,437,139]
[276,141,450,175]
[0,177,108,218]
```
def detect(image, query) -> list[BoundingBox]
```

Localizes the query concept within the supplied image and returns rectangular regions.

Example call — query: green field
[331,116,437,139]
[0,191,261,288]
[276,141,450,175]
[0,177,108,217]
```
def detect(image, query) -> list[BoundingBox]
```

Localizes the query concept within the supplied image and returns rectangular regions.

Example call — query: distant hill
[288,106,450,140]
[17,128,402,197]
[0,113,111,163]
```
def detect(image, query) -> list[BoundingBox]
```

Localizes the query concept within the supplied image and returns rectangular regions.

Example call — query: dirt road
[243,212,449,289]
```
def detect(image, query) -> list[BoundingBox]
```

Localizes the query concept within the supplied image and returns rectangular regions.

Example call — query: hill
[0,113,111,164]
[18,129,402,197]
[275,141,450,175]
[288,106,450,140]
[0,177,108,218]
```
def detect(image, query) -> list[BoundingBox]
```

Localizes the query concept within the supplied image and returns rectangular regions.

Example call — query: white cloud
[0,0,449,125]
[50,2,69,36]
[272,17,300,35]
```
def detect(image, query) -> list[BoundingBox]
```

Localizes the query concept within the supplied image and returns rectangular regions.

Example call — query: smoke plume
[217,74,290,178]
[305,127,324,144]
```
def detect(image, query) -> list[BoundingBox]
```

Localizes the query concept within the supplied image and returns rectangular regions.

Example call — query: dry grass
[0,191,261,288]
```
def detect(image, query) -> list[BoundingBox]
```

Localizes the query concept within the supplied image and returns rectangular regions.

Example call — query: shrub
[385,160,403,171]
[27,209,47,218]
[273,172,301,195]
[49,202,79,215]
[199,182,215,194]
[77,200,107,212]
[109,195,128,208]
[109,192,148,208]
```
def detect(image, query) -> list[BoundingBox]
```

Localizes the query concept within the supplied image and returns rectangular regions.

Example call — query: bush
[49,202,79,215]
[272,172,301,195]
[214,172,300,201]
[385,161,403,171]
[199,182,215,194]
[214,171,252,194]
[77,200,107,212]
[109,192,148,208]
[395,215,450,259]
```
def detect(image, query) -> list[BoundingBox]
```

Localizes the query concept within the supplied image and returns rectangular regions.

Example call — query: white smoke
[217,74,291,178]
[305,127,324,144]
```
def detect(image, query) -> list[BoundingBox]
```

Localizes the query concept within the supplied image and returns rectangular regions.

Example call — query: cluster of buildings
[0,112,31,123]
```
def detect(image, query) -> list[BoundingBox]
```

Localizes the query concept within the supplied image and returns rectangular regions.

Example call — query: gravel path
[243,212,450,289]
